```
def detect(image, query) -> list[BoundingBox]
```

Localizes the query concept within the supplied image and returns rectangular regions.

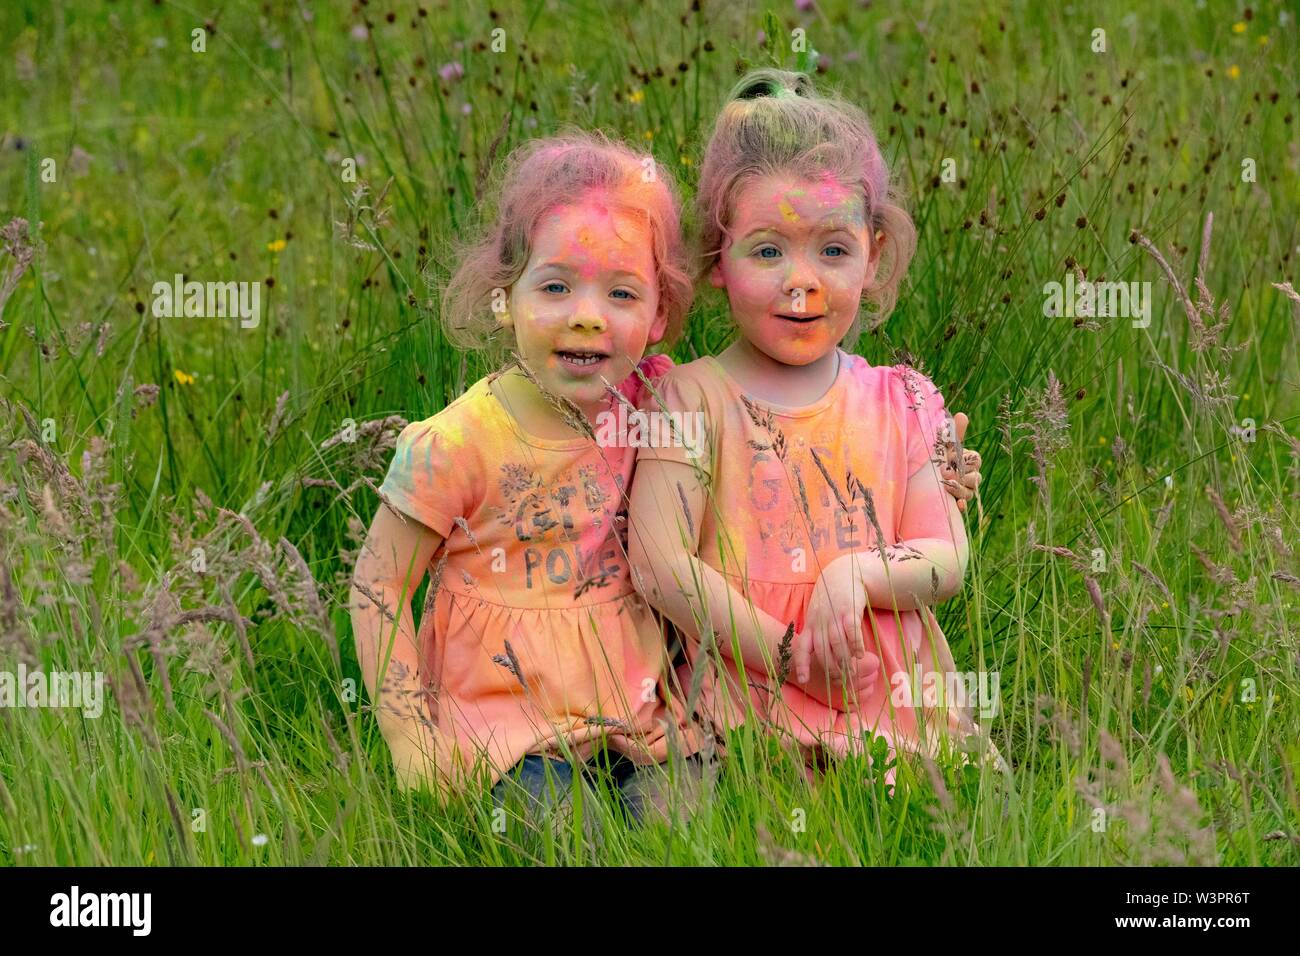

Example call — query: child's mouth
[555,349,610,373]
[775,313,825,324]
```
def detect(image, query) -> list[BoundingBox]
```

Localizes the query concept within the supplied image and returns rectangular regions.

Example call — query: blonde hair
[442,130,693,363]
[695,69,917,336]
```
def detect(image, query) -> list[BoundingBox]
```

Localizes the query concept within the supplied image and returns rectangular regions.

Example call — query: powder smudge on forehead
[773,182,808,225]
[733,174,866,236]
[796,173,866,228]
[540,195,654,282]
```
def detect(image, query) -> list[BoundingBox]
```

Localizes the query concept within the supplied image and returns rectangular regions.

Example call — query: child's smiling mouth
[774,312,825,324]
[554,348,610,373]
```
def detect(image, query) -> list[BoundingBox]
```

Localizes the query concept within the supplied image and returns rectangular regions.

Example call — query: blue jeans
[491,752,706,824]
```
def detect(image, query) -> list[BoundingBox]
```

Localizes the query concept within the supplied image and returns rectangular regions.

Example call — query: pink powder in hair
[441,131,694,358]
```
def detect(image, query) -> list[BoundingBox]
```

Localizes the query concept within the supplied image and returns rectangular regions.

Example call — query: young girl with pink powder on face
[349,132,705,821]
[630,70,1001,786]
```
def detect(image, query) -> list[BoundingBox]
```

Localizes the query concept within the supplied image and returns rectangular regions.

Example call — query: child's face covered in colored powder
[507,196,666,414]
[711,173,877,366]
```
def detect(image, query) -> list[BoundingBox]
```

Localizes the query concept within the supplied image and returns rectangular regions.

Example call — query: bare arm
[798,460,970,685]
[350,503,442,703]
[628,457,792,679]
[856,457,969,609]
[349,503,453,789]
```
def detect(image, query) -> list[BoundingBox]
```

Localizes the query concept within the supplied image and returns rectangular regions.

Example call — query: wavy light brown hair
[695,69,917,336]
[442,130,694,363]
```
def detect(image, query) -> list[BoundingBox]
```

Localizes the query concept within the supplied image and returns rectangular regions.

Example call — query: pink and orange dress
[378,354,697,788]
[637,349,983,768]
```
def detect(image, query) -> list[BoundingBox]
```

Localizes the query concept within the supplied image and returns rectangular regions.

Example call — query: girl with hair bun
[630,70,999,787]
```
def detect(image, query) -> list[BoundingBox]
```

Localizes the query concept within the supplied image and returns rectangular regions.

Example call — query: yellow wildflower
[267,238,287,253]
[174,369,196,386]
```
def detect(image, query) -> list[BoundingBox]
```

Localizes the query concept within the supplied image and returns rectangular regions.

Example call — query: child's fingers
[812,627,834,688]
[832,612,853,671]
[843,609,867,659]
[851,650,880,686]
[837,612,862,683]
[941,476,972,501]
[826,617,852,673]
[793,627,812,685]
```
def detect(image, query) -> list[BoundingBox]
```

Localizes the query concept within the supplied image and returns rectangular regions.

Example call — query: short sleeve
[633,365,714,479]
[376,418,469,538]
[893,365,951,478]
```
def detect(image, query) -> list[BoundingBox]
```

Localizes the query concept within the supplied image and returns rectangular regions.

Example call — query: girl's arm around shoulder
[620,352,676,410]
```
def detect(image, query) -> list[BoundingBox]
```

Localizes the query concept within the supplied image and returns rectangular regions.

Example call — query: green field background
[0,0,1297,865]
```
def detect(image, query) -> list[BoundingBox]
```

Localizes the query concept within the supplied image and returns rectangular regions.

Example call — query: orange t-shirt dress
[637,349,982,766]
[378,355,697,788]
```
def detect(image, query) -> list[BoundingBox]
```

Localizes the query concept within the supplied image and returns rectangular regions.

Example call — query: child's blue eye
[542,281,569,294]
[823,245,848,257]
[755,245,782,259]
[610,288,637,301]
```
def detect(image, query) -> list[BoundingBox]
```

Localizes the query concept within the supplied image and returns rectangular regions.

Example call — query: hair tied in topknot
[733,69,812,102]
[736,78,777,100]
[698,67,917,329]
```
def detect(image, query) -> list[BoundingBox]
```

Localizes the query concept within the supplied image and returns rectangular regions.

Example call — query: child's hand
[796,555,869,686]
[793,627,880,709]
[939,412,982,512]
[380,712,458,794]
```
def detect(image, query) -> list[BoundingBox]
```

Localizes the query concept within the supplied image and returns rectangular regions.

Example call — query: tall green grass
[0,0,1296,865]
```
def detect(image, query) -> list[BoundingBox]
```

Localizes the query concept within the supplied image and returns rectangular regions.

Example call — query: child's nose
[782,255,820,296]
[567,300,608,332]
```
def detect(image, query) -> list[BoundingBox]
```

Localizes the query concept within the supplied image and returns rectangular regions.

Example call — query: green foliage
[0,0,1296,866]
